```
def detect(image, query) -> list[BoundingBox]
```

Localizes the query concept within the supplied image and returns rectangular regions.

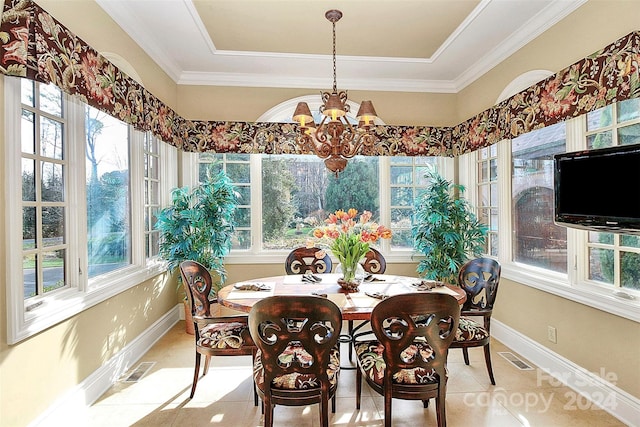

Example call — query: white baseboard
[492,319,640,427]
[29,305,181,427]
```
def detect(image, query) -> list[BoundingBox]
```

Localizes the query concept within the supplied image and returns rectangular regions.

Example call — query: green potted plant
[412,170,488,285]
[155,165,238,332]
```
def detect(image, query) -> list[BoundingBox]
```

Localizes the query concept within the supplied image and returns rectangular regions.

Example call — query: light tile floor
[80,322,625,427]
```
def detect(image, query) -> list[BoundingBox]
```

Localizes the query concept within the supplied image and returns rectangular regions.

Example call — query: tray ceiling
[97,0,586,93]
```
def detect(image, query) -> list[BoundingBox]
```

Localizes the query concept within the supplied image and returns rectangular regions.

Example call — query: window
[6,77,170,343]
[20,79,68,298]
[390,156,437,249]
[583,100,640,291]
[188,95,450,261]
[511,123,567,273]
[190,152,447,260]
[143,133,161,258]
[586,231,640,291]
[198,153,252,250]
[475,145,498,257]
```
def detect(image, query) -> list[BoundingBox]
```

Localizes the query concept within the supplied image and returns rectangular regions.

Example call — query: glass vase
[336,260,365,292]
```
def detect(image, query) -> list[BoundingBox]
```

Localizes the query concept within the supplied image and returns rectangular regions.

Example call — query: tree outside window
[261,156,380,250]
[85,106,131,277]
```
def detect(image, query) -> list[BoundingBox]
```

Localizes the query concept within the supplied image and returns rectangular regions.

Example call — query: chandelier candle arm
[292,9,380,176]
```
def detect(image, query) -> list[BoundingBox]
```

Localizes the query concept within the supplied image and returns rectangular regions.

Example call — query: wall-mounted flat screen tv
[554,143,640,234]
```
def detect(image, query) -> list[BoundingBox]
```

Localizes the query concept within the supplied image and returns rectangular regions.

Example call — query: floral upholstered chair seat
[355,341,440,385]
[199,322,248,349]
[253,342,340,390]
[454,317,490,342]
[179,261,256,400]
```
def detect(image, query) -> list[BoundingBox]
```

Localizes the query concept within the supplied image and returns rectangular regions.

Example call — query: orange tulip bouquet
[311,209,392,290]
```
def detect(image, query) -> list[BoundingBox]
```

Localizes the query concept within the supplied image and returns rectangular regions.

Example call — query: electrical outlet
[547,326,557,343]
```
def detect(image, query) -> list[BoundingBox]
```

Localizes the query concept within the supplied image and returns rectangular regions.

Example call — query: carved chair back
[361,247,387,274]
[249,295,342,427]
[285,247,333,274]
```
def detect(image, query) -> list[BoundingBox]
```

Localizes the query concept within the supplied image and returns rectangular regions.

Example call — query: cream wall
[0,1,639,426]
[0,271,177,426]
[176,85,458,126]
[494,279,640,398]
[456,0,640,122]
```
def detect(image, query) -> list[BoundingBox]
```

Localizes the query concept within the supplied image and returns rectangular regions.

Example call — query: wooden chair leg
[356,366,362,409]
[253,381,258,406]
[331,393,336,413]
[190,352,202,399]
[320,392,330,427]
[462,347,470,365]
[264,396,273,427]
[348,320,354,361]
[384,390,392,427]
[252,349,258,406]
[436,395,446,427]
[484,343,496,385]
[202,354,211,376]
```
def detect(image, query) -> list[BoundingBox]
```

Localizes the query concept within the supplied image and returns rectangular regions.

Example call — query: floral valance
[1,0,639,157]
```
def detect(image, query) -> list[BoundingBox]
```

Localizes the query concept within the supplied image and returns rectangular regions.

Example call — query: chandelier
[292,9,379,175]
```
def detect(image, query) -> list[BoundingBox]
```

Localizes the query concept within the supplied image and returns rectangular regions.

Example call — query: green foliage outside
[262,158,296,240]
[155,165,237,290]
[412,170,487,284]
[325,159,379,216]
[596,236,640,290]
[620,249,640,290]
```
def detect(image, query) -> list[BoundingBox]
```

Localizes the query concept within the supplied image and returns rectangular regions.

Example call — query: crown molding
[98,0,587,94]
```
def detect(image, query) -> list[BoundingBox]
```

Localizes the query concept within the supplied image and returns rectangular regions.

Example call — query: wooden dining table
[217,273,467,321]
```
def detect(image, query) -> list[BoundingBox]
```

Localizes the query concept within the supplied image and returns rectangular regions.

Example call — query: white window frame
[143,133,176,259]
[4,76,173,343]
[459,117,640,323]
[183,153,453,264]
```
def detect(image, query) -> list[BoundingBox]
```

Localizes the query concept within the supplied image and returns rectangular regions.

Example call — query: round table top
[218,273,466,321]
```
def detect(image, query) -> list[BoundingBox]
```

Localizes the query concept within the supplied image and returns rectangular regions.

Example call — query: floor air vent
[123,362,155,382]
[498,352,534,370]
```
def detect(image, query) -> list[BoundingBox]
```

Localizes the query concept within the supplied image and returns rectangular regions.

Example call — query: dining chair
[450,257,501,385]
[361,247,386,274]
[179,260,257,401]
[285,246,333,274]
[249,295,342,427]
[354,293,460,427]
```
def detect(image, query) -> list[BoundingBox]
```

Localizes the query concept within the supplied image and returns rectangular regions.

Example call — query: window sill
[8,263,166,344]
[502,262,640,323]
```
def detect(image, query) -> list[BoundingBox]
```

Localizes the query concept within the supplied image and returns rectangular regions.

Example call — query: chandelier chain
[332,19,337,93]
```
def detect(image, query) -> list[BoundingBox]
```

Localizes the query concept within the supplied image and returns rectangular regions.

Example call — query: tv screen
[554,143,640,234]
